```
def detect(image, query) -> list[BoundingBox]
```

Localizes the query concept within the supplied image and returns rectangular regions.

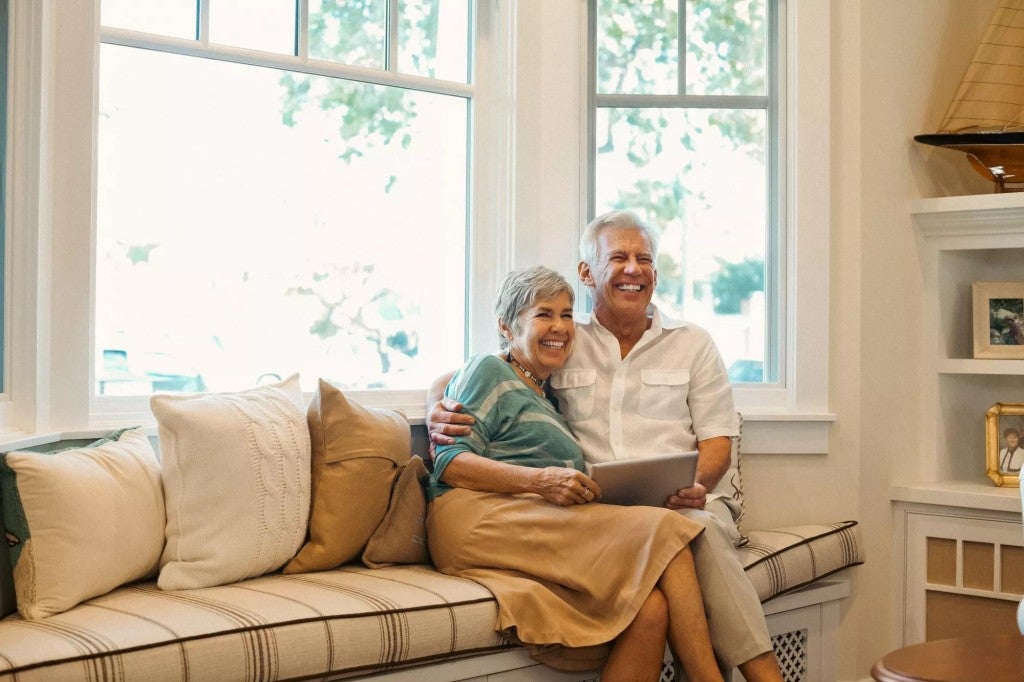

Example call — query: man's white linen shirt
[549,307,739,500]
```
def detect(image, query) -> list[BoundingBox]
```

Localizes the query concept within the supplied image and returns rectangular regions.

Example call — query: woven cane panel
[772,628,808,682]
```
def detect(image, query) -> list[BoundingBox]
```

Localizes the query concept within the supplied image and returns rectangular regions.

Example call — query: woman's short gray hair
[494,266,574,351]
[579,210,661,266]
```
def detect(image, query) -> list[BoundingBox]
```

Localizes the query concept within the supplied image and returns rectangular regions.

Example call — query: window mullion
[387,0,400,72]
[595,93,768,110]
[196,0,209,43]
[766,0,784,384]
[295,0,308,58]
[99,27,474,99]
[677,0,686,96]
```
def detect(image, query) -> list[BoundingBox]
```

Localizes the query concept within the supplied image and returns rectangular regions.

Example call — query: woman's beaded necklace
[506,352,545,390]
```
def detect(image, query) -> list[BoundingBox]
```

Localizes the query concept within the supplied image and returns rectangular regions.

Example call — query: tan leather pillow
[362,456,430,568]
[284,379,410,574]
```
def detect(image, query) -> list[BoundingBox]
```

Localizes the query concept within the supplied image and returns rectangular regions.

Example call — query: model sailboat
[915,1,1024,192]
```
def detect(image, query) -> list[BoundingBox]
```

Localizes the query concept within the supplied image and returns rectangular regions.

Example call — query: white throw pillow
[0,428,165,619]
[152,374,310,590]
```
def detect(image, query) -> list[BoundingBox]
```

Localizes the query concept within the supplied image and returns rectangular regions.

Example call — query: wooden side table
[872,635,1024,681]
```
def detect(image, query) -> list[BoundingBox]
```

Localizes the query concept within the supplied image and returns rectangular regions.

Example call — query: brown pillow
[362,456,430,568]
[284,379,410,574]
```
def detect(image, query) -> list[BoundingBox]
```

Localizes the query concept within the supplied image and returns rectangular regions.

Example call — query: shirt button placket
[609,359,628,458]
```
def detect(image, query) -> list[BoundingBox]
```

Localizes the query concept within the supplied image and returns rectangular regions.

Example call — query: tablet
[587,451,699,507]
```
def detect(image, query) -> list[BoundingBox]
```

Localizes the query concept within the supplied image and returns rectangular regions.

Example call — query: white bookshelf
[907,193,1024,503]
[894,194,1024,646]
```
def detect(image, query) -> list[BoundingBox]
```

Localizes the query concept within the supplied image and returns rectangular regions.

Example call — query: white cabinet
[895,503,1022,644]
[895,194,1024,645]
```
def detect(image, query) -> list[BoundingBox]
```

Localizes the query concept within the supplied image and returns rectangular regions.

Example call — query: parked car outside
[98,348,207,395]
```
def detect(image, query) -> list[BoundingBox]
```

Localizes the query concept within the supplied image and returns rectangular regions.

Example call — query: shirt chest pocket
[639,369,690,420]
[549,369,597,422]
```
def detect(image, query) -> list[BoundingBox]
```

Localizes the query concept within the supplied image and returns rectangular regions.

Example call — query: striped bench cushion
[740,520,864,603]
[0,566,508,681]
[0,521,863,680]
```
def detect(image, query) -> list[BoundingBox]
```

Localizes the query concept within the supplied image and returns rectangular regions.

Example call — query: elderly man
[427,210,781,681]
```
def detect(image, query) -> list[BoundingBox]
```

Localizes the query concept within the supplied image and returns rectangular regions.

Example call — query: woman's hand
[531,468,602,506]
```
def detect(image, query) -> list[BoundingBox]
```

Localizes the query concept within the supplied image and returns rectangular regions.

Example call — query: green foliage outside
[275,1,448,378]
[261,1,769,379]
[710,256,764,313]
[596,0,768,317]
[286,263,420,376]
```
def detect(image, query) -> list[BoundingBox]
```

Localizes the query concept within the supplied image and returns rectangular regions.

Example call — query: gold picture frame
[985,403,1023,487]
[973,281,1024,359]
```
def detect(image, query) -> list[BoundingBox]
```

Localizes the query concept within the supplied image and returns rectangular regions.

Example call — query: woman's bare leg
[658,546,724,682]
[602,588,669,682]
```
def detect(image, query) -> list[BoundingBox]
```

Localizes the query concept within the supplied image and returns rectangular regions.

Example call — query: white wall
[824,1,993,678]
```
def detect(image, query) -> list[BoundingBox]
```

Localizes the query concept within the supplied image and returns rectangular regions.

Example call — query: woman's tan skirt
[426,488,704,670]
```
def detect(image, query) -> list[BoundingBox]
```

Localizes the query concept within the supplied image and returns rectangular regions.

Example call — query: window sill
[0,427,161,452]
[738,412,835,455]
[87,391,832,455]
[5,417,832,456]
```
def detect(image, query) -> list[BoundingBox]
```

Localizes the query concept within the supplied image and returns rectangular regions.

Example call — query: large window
[96,1,472,396]
[591,0,779,385]
[5,1,827,448]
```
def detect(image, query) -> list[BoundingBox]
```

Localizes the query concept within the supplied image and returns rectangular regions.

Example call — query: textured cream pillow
[0,428,165,619]
[152,374,310,590]
[284,379,410,574]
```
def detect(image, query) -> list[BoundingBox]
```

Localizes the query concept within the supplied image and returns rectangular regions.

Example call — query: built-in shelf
[910,193,1024,239]
[937,358,1024,375]
[895,194,1024,648]
[891,480,1021,514]
[910,192,1024,216]
[895,195,1024,512]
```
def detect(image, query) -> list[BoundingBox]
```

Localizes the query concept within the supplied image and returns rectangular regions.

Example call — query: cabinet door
[906,512,1024,643]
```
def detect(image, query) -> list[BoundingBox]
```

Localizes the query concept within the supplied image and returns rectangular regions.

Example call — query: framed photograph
[985,403,1023,487]
[974,281,1024,359]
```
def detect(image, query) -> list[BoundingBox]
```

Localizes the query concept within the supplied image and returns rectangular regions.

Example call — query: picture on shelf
[973,281,1024,359]
[985,402,1023,487]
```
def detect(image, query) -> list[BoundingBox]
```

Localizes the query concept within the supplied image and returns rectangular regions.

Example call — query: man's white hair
[578,210,661,266]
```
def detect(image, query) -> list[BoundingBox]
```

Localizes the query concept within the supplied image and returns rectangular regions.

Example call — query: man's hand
[666,482,707,510]
[531,467,602,507]
[427,398,475,449]
[665,436,731,509]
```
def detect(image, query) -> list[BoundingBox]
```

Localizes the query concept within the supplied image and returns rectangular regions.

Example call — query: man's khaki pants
[675,498,772,670]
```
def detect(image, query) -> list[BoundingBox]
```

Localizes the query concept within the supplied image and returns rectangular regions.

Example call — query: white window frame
[589,0,783,387]
[0,0,11,428]
[508,0,833,454]
[3,0,829,456]
[0,0,511,437]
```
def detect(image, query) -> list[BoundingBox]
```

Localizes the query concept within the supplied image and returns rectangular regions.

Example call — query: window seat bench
[0,516,861,681]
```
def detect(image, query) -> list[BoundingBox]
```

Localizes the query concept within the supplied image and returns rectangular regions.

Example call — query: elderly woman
[426,266,723,682]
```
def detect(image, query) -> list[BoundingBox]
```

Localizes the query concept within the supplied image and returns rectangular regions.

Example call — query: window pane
[308,0,386,68]
[97,45,468,394]
[596,0,678,95]
[399,0,470,83]
[101,0,196,40]
[686,0,767,96]
[209,0,296,55]
[595,107,769,381]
